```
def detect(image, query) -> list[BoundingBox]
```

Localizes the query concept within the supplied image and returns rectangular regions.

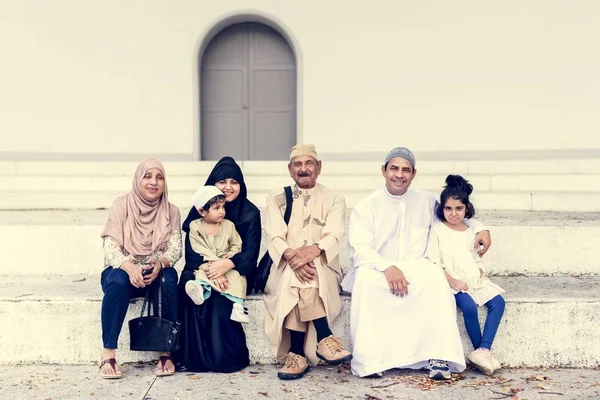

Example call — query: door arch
[200,22,297,160]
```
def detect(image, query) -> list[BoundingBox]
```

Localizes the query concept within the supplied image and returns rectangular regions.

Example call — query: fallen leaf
[258,392,269,397]
[537,384,551,390]
[526,375,547,382]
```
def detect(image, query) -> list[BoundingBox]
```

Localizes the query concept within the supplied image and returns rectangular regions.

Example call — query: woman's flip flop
[155,355,175,377]
[99,358,122,379]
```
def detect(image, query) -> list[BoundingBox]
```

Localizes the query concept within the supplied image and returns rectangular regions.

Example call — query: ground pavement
[1,362,599,400]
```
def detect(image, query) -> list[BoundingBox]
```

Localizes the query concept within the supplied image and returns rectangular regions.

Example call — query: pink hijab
[101,158,181,257]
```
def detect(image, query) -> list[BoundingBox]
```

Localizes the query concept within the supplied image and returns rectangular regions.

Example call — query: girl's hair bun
[444,174,473,195]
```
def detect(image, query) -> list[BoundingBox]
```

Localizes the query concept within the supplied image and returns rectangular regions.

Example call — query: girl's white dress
[427,221,504,306]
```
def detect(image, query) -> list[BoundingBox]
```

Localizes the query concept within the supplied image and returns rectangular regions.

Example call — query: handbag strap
[140,285,152,317]
[283,186,293,225]
[158,271,166,319]
[138,269,166,319]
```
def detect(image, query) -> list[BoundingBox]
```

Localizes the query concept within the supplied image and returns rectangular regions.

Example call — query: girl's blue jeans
[455,293,505,350]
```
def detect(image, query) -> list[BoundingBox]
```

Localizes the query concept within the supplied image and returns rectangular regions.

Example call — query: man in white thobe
[341,147,491,380]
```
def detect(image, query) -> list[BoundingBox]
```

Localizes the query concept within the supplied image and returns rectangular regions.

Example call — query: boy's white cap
[192,185,224,210]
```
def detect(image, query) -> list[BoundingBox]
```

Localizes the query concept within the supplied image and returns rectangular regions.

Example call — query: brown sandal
[99,358,122,379]
[155,355,175,377]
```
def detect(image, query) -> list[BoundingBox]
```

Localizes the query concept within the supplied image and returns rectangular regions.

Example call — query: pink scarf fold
[101,158,180,257]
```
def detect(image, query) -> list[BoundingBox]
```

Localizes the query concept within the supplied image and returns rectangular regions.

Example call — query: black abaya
[175,157,262,373]
[177,270,250,372]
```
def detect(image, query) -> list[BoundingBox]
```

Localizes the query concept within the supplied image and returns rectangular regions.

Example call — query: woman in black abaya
[175,156,261,372]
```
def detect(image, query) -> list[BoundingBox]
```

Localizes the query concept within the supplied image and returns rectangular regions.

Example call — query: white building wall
[1,0,599,159]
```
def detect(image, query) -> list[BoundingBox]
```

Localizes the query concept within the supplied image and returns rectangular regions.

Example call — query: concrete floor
[1,363,599,400]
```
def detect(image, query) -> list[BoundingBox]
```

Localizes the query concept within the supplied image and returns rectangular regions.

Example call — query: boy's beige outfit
[188,219,246,299]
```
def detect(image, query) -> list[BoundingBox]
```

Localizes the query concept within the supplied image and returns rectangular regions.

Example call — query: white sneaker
[490,353,501,371]
[230,303,249,324]
[467,349,494,376]
[185,280,205,306]
[428,359,451,380]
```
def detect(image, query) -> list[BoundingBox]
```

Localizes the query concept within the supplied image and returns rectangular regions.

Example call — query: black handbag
[253,186,293,293]
[129,271,181,352]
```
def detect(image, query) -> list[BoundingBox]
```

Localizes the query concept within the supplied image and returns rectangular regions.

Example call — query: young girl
[427,175,505,376]
[185,185,250,324]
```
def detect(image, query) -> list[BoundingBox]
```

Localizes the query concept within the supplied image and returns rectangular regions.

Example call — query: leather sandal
[156,355,175,377]
[99,358,122,379]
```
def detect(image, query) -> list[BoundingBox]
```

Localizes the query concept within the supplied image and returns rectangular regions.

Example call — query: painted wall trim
[3,149,600,162]
[319,149,600,162]
[0,153,196,162]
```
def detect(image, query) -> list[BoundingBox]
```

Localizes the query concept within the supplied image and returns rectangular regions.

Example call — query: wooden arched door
[200,23,296,160]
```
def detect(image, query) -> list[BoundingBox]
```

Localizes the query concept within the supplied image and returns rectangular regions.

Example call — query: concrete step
[2,210,599,277]
[2,159,600,211]
[3,190,600,212]
[1,276,599,367]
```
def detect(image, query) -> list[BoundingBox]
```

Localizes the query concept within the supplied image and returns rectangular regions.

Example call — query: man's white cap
[192,185,224,210]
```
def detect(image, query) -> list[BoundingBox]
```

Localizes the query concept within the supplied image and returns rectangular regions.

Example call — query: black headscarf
[182,156,260,232]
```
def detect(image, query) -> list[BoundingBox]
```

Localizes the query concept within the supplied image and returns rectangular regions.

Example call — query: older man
[264,144,352,380]
[342,147,491,380]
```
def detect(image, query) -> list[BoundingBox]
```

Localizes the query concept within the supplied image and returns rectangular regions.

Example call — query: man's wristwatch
[314,243,325,256]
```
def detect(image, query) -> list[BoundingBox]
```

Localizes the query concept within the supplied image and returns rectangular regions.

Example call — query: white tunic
[342,187,485,377]
[427,222,504,306]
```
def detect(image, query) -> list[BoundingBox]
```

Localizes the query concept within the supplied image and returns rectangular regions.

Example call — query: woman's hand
[122,261,146,288]
[213,275,229,291]
[199,262,211,272]
[205,259,234,280]
[142,259,162,285]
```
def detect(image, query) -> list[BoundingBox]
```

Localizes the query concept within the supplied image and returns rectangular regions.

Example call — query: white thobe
[341,187,486,377]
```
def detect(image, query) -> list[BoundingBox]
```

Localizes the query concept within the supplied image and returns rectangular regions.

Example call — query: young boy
[185,185,249,323]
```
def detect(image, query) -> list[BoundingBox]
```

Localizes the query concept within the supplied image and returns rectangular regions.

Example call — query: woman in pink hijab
[99,158,182,379]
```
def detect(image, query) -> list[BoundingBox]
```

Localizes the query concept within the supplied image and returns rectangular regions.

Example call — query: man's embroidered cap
[290,144,318,161]
[384,147,415,168]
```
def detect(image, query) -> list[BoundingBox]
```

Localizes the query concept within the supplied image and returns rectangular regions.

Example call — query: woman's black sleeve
[230,214,262,277]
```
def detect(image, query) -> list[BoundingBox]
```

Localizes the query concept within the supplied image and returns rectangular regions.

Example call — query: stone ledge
[2,210,600,276]
[2,276,599,301]
[3,191,600,212]
[1,276,599,367]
